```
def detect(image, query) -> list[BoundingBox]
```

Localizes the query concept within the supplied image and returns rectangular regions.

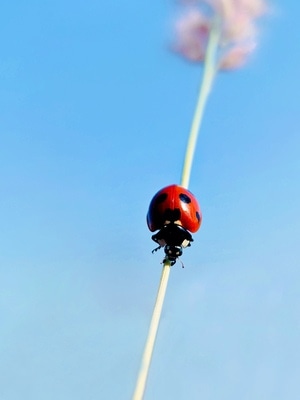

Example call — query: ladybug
[147,184,202,265]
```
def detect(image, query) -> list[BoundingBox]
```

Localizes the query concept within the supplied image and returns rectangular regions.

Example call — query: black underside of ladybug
[151,223,193,266]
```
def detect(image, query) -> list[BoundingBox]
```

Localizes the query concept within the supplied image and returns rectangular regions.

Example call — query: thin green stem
[180,22,220,188]
[132,18,220,400]
[132,260,171,400]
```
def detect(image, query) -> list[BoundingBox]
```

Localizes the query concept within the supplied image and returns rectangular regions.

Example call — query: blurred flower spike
[174,0,268,69]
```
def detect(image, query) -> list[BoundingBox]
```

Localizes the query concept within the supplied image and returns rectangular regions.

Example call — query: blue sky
[1,0,300,399]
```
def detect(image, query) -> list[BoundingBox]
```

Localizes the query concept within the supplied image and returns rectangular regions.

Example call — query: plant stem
[132,260,171,400]
[133,18,220,400]
[180,22,220,188]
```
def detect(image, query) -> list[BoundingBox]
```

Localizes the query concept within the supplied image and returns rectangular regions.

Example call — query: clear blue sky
[1,1,299,399]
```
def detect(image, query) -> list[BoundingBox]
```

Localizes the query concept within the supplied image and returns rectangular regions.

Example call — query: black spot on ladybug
[196,211,201,222]
[164,208,181,222]
[179,193,191,204]
[156,193,168,203]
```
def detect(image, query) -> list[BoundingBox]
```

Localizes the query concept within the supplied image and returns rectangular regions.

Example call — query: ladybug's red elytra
[147,184,202,265]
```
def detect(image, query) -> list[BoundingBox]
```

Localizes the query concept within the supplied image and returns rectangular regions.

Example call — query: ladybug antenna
[177,257,185,268]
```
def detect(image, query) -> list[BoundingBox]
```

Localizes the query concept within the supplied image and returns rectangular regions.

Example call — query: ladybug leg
[152,245,162,254]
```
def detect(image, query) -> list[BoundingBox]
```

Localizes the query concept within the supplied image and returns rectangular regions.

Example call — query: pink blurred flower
[174,10,210,61]
[219,42,256,69]
[207,0,267,18]
[221,9,256,42]
[173,0,268,69]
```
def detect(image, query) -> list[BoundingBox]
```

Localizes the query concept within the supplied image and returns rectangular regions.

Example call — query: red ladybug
[147,184,202,265]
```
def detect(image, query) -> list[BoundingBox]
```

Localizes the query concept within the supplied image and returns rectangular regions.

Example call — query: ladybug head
[164,245,182,266]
